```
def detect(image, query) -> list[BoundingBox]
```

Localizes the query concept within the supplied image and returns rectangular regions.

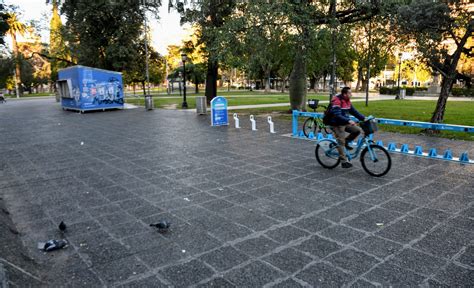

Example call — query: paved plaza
[0,99,473,287]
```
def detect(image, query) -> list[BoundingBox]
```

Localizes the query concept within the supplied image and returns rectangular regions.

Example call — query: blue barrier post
[292,110,299,136]
[308,132,315,139]
[443,149,453,160]
[400,144,410,153]
[460,152,470,163]
[414,146,423,155]
[387,143,397,151]
[428,148,438,158]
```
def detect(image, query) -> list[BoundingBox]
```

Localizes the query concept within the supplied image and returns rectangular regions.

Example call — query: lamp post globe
[181,53,188,109]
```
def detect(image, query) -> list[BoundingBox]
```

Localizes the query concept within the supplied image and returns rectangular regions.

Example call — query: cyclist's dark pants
[332,125,363,162]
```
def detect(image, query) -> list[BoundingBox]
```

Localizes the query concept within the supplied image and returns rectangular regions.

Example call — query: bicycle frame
[345,136,374,161]
[322,134,375,161]
[311,117,325,128]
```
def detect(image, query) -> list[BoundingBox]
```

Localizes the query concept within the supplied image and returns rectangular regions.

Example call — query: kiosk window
[57,79,72,98]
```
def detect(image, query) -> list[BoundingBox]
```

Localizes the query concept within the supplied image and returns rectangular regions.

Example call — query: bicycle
[303,99,331,137]
[315,116,392,177]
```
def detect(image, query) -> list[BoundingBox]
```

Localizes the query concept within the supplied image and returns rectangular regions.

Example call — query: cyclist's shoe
[345,144,354,151]
[341,162,353,168]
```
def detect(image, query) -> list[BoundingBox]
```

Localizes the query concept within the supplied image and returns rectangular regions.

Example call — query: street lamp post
[396,52,402,100]
[181,53,188,109]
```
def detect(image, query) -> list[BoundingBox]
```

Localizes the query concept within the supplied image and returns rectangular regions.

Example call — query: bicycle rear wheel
[303,118,317,137]
[360,145,391,177]
[316,126,331,137]
[315,139,341,169]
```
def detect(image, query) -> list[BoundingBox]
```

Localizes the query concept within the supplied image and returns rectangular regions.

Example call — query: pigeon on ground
[150,221,171,232]
[59,221,67,232]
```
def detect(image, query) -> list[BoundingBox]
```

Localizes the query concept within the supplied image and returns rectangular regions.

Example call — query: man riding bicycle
[327,87,366,168]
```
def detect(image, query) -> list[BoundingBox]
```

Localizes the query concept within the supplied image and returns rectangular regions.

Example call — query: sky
[3,0,190,55]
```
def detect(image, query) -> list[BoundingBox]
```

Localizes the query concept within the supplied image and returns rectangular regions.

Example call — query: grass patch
[5,92,54,98]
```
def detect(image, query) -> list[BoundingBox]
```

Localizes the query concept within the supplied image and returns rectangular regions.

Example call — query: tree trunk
[264,68,271,93]
[430,76,454,123]
[195,82,199,94]
[309,76,316,92]
[430,24,472,123]
[322,74,327,91]
[355,67,363,91]
[141,81,146,96]
[289,52,307,111]
[361,78,367,93]
[205,58,218,104]
[281,77,286,93]
[12,34,22,98]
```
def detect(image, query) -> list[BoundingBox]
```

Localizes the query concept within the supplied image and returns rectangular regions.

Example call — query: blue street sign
[211,96,228,126]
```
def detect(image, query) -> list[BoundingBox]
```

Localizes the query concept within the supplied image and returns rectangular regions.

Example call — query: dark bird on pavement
[149,221,171,232]
[59,221,67,232]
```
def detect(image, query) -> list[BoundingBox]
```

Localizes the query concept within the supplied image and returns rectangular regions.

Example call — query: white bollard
[250,115,257,131]
[267,116,275,133]
[233,113,240,129]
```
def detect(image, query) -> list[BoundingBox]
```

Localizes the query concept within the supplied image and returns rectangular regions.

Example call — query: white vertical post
[267,116,275,133]
[233,113,240,128]
[250,115,257,131]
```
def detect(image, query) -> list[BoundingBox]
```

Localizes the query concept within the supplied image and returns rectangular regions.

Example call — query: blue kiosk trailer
[57,65,124,112]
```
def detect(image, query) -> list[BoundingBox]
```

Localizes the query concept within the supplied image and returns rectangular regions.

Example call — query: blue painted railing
[292,110,473,165]
[292,110,474,136]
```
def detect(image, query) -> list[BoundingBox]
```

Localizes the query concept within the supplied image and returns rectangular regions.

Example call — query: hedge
[379,86,472,97]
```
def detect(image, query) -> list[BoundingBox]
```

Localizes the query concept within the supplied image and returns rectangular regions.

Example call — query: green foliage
[379,86,429,96]
[122,42,165,94]
[168,63,206,84]
[0,4,9,46]
[218,1,293,90]
[61,0,160,72]
[49,0,68,81]
[395,0,473,122]
[451,88,474,97]
[0,53,13,88]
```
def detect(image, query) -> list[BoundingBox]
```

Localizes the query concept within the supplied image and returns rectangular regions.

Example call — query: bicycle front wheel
[360,145,392,177]
[315,139,341,169]
[303,118,317,137]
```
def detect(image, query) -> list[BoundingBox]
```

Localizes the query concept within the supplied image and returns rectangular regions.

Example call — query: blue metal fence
[292,110,473,165]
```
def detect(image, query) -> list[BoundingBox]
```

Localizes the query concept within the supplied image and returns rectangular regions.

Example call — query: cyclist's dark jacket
[329,94,365,126]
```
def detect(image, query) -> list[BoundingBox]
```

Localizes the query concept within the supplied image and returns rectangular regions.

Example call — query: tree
[6,11,26,97]
[306,27,356,92]
[18,28,51,93]
[48,0,68,82]
[61,0,160,72]
[173,0,236,103]
[0,4,9,46]
[396,0,473,123]
[0,53,13,89]
[351,17,398,92]
[123,42,165,96]
[223,0,385,110]
[169,62,206,94]
[216,1,293,93]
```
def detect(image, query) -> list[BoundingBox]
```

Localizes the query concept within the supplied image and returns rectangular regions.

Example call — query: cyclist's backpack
[322,103,333,125]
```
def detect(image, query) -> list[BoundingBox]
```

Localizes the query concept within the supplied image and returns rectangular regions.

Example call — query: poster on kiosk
[211,96,228,126]
[57,65,124,113]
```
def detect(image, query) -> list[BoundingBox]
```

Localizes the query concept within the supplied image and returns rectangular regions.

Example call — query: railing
[292,110,473,164]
